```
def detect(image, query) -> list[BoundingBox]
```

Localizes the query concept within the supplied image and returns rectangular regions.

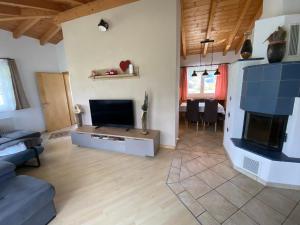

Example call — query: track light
[98,19,109,32]
[214,68,220,76]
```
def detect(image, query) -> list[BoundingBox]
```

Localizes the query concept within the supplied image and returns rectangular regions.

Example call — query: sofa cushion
[0,146,44,166]
[0,138,12,145]
[0,161,15,183]
[0,161,15,176]
[0,175,55,225]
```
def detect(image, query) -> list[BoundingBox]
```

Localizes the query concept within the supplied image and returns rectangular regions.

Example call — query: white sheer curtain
[0,59,16,112]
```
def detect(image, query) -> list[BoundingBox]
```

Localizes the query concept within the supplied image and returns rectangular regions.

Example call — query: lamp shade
[202,70,208,76]
[192,70,197,77]
[98,19,109,32]
[214,68,220,76]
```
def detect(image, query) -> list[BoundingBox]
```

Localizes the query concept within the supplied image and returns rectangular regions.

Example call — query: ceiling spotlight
[98,19,109,32]
[192,70,197,77]
[214,68,220,76]
[202,69,208,76]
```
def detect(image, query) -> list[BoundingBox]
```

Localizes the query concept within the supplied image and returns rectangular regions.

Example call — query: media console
[71,125,160,157]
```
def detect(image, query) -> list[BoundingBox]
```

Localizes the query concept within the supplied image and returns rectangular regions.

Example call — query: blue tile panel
[241,62,300,115]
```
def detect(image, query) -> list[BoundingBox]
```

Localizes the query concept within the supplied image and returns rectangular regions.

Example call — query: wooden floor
[20,135,199,225]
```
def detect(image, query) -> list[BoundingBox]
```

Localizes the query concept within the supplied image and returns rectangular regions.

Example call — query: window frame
[187,65,218,99]
[0,59,16,112]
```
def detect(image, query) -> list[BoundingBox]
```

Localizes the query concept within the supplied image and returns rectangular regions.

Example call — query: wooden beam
[0,15,53,22]
[52,0,83,7]
[235,2,263,54]
[0,0,65,12]
[181,27,187,59]
[181,0,187,59]
[20,8,57,16]
[0,5,20,16]
[53,0,139,24]
[223,0,252,55]
[40,25,61,45]
[203,0,217,56]
[13,18,40,38]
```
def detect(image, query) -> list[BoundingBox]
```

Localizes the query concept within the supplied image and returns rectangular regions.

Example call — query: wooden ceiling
[181,0,263,57]
[0,0,263,49]
[0,0,138,45]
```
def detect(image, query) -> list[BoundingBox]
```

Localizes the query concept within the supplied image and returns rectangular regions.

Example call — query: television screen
[89,100,135,128]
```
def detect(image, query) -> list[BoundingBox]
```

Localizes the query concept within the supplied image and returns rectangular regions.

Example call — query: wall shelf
[90,73,139,80]
[89,67,139,80]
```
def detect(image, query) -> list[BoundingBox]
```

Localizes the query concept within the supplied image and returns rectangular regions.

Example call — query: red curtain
[180,68,188,103]
[215,64,228,100]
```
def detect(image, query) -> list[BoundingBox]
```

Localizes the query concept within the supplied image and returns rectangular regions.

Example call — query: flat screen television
[89,100,135,128]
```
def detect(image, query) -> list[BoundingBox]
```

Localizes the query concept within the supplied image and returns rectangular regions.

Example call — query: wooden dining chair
[202,99,218,132]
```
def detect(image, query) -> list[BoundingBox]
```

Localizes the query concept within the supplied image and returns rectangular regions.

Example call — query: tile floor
[167,125,300,225]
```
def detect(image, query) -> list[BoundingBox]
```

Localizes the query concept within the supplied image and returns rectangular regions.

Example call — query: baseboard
[259,179,300,190]
[233,164,300,190]
[160,144,176,150]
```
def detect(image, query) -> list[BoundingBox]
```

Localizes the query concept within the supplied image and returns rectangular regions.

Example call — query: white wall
[262,0,300,18]
[62,0,180,147]
[181,51,240,67]
[56,41,68,72]
[252,14,300,62]
[0,30,63,131]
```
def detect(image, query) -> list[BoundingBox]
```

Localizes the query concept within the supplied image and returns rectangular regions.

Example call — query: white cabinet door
[125,138,154,157]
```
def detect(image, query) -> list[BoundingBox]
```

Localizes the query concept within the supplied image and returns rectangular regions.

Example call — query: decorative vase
[267,41,286,63]
[241,39,253,59]
[240,33,253,59]
[141,110,148,135]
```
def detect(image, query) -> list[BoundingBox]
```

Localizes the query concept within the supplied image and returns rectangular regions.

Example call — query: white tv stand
[71,125,160,157]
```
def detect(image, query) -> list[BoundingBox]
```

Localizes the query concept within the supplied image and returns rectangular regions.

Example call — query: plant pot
[267,41,286,63]
[240,39,253,59]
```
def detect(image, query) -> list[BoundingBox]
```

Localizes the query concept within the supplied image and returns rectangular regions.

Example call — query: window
[0,60,16,112]
[187,65,217,97]
[203,75,217,94]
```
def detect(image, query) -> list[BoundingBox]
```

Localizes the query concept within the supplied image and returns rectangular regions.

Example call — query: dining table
[179,102,226,114]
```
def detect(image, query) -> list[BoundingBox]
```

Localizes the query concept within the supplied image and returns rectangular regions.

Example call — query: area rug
[49,131,71,140]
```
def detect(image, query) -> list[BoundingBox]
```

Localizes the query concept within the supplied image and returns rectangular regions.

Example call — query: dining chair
[203,99,218,132]
[186,99,202,131]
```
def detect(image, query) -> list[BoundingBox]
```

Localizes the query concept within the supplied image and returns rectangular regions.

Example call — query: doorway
[36,72,75,132]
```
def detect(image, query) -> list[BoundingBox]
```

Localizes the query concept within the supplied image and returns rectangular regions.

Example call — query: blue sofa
[0,130,44,167]
[0,161,56,225]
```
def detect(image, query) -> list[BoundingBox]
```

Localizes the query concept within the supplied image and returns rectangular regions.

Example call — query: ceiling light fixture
[98,19,109,32]
[202,69,209,76]
[201,39,214,76]
[214,68,221,75]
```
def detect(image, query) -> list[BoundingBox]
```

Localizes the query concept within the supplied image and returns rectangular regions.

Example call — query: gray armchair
[0,161,56,225]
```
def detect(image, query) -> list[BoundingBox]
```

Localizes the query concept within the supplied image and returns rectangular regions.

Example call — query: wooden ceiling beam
[13,18,40,38]
[203,0,217,56]
[20,8,57,16]
[223,0,252,55]
[235,2,263,54]
[0,5,20,16]
[40,24,61,45]
[53,0,139,24]
[181,0,187,59]
[0,15,53,22]
[0,0,65,12]
[52,0,84,7]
